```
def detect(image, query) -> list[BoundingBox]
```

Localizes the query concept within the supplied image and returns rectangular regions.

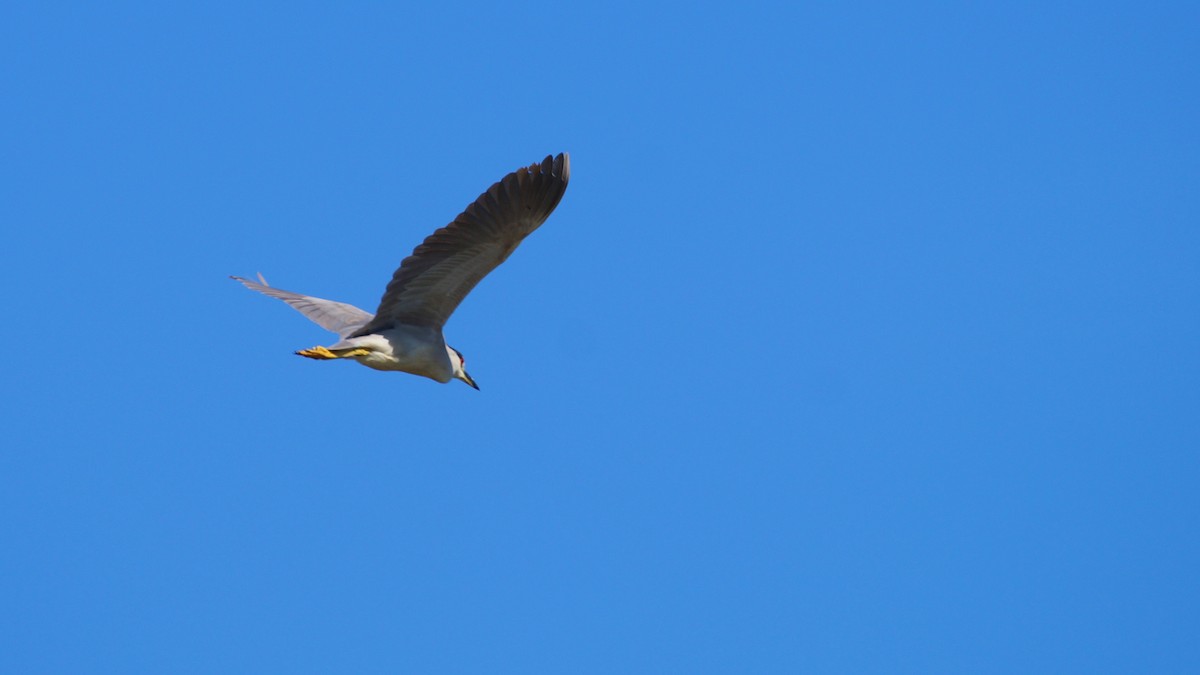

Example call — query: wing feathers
[350,153,570,334]
[230,275,374,338]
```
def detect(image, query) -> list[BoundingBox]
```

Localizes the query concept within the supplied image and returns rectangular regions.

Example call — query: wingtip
[230,273,270,289]
[557,152,570,184]
[538,152,569,184]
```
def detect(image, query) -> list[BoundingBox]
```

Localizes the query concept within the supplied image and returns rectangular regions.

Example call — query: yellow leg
[295,346,371,360]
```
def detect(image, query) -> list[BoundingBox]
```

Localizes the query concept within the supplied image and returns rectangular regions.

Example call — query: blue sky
[2,2,1197,672]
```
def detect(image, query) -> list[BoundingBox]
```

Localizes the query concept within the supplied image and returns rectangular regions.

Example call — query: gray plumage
[231,274,373,338]
[355,152,570,333]
[232,152,571,389]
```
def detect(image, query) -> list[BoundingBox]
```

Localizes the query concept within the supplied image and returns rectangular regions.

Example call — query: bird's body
[232,153,570,389]
[319,328,452,378]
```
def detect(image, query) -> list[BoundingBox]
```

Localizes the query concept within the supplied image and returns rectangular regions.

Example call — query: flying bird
[232,152,571,390]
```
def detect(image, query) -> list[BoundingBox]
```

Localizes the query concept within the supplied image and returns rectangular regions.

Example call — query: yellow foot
[295,346,371,360]
[296,346,337,360]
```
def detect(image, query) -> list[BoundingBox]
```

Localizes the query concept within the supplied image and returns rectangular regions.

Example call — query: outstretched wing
[349,153,570,336]
[231,274,374,338]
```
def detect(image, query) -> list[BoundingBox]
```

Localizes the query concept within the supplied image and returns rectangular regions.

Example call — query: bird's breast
[349,328,453,382]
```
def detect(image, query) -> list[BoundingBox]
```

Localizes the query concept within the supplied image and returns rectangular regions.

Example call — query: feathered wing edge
[230,274,375,338]
[351,152,571,334]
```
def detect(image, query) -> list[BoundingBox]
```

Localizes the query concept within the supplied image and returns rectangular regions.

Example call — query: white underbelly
[345,330,452,382]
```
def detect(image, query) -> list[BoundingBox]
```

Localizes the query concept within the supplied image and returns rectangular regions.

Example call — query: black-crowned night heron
[232,153,570,390]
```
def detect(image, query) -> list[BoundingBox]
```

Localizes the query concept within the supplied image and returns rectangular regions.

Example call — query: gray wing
[349,153,570,336]
[231,274,374,338]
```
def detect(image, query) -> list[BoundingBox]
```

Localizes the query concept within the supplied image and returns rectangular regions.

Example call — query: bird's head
[447,346,479,390]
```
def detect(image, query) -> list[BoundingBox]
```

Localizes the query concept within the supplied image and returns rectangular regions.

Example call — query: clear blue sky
[2,2,1197,672]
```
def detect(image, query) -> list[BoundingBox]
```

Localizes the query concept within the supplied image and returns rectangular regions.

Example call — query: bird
[232,152,570,390]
